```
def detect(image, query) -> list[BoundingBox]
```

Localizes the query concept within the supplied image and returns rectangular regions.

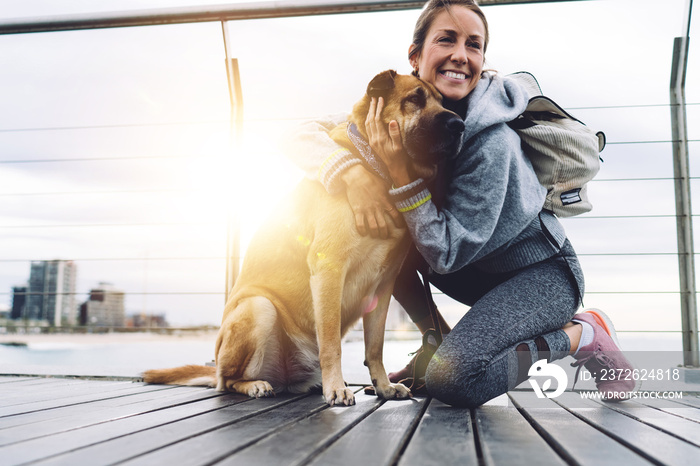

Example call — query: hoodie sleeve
[390,123,542,274]
[280,113,362,195]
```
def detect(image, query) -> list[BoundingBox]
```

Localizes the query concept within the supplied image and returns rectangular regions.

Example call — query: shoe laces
[570,346,614,390]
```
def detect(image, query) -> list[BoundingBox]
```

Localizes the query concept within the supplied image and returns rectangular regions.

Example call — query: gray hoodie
[285,72,568,275]
[391,72,567,274]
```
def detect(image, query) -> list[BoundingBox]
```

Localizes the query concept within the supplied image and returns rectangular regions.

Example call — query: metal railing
[0,0,587,34]
[0,0,697,364]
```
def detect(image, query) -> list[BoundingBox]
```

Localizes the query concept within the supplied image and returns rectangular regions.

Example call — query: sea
[0,330,424,384]
[0,331,693,388]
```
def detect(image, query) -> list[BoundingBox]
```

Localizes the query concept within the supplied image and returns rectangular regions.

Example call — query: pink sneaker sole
[579,308,643,395]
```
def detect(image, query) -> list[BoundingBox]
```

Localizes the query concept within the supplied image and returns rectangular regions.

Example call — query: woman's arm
[365,98,540,272]
[281,113,403,238]
[281,113,355,194]
[388,131,520,273]
[394,128,543,273]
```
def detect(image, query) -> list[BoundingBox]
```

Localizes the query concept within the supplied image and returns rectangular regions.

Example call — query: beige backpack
[508,72,605,217]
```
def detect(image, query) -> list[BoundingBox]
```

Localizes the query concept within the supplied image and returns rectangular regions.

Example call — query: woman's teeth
[442,71,466,80]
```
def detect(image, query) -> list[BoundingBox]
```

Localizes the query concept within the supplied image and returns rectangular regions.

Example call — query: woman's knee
[424,352,491,408]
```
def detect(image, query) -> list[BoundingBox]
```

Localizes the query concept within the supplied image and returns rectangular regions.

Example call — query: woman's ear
[408,45,419,71]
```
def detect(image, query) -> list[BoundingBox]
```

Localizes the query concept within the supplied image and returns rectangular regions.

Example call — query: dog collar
[347,123,391,183]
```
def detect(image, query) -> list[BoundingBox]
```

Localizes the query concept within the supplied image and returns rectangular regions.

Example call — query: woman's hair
[409,0,489,65]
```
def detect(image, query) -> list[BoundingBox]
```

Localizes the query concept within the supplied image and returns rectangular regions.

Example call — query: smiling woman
[407,1,486,101]
[0,0,696,335]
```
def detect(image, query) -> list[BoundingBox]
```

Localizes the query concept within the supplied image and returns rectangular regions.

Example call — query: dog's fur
[142,70,464,406]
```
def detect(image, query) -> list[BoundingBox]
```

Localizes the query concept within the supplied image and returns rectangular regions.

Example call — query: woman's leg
[388,246,452,382]
[562,321,582,354]
[425,242,584,408]
[392,245,451,334]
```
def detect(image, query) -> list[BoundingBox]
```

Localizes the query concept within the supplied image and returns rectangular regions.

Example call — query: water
[0,332,423,385]
[0,335,214,379]
[0,331,690,386]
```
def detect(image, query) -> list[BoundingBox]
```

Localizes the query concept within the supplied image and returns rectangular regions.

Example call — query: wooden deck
[1,376,699,465]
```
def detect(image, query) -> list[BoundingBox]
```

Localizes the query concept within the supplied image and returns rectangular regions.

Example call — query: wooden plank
[0,379,119,405]
[588,398,700,447]
[509,392,652,465]
[476,401,567,466]
[37,395,312,466]
[0,376,53,385]
[0,391,251,464]
[672,393,700,409]
[0,377,74,390]
[0,386,222,445]
[554,391,700,465]
[117,392,332,466]
[0,385,207,429]
[0,375,696,466]
[398,399,478,466]
[635,397,700,423]
[0,383,173,417]
[217,391,390,466]
[29,394,312,466]
[303,395,429,466]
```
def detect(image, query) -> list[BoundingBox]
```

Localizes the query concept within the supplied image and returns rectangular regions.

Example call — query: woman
[287,0,636,407]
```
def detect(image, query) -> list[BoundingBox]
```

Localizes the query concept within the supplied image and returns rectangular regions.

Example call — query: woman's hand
[365,97,415,187]
[340,164,405,239]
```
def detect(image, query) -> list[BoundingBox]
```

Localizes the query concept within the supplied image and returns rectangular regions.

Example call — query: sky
[0,0,698,341]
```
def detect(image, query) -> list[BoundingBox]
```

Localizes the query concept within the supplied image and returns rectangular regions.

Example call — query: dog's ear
[367,70,397,98]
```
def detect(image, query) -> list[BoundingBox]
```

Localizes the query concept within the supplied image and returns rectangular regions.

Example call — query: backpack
[507,72,605,217]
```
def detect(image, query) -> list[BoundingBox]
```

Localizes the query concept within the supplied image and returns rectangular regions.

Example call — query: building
[125,313,168,328]
[24,260,77,326]
[79,282,126,327]
[11,286,27,320]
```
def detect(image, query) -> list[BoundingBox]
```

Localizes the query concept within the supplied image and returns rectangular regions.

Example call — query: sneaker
[388,351,418,383]
[570,309,640,401]
[387,329,442,392]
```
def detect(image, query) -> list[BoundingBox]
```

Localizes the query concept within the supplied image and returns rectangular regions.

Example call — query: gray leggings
[415,241,584,408]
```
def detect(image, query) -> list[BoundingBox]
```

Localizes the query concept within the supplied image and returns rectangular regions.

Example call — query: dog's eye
[406,89,426,107]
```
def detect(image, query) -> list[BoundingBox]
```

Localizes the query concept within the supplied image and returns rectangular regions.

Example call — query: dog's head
[351,70,464,174]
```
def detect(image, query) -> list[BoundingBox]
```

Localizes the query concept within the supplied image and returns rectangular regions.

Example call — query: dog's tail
[142,365,216,387]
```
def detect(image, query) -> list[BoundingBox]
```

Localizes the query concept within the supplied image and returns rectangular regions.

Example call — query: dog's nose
[444,114,465,135]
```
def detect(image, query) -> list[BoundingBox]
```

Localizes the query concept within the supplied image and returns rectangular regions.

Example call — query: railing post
[670,0,698,367]
[222,20,244,303]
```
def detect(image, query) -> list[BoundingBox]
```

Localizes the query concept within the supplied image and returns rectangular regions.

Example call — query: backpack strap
[539,211,584,306]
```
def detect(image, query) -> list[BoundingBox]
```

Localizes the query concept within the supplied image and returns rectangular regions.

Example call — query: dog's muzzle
[407,111,465,164]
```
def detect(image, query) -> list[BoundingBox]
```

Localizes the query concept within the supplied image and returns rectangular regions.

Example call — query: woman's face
[410,6,485,102]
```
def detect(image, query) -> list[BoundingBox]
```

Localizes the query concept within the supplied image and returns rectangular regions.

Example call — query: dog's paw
[324,386,355,406]
[231,380,275,398]
[376,382,412,400]
[249,381,275,398]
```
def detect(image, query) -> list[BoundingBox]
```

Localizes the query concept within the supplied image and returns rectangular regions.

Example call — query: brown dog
[143,70,464,406]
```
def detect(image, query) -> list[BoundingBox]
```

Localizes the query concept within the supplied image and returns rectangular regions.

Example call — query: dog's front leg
[363,286,411,400]
[309,270,355,406]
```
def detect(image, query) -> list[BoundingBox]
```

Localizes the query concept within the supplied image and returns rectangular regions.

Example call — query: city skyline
[6,260,131,327]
